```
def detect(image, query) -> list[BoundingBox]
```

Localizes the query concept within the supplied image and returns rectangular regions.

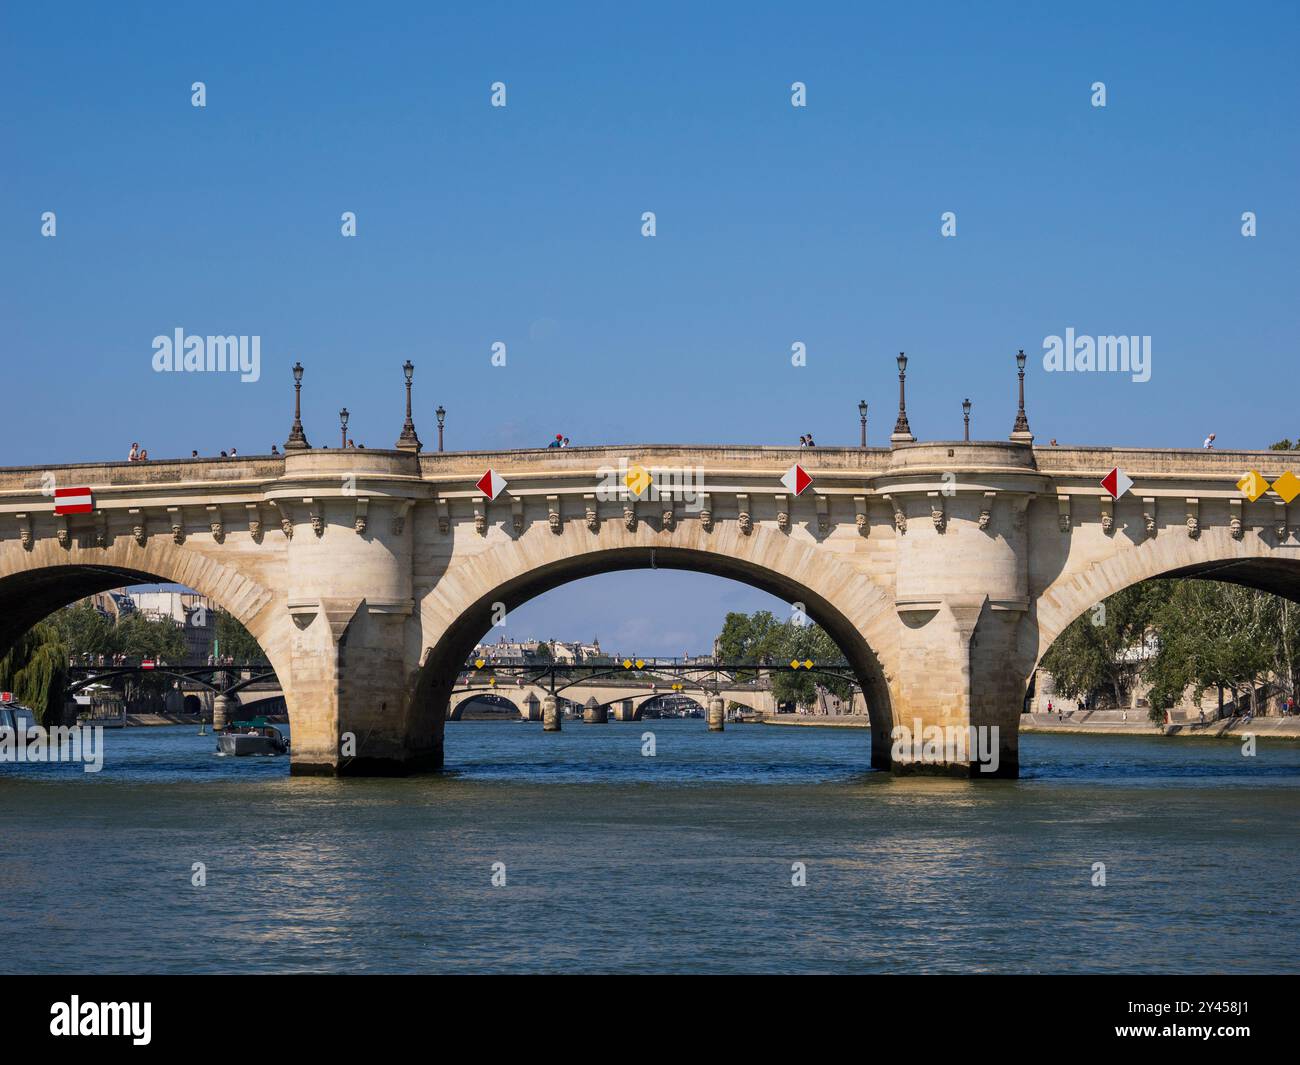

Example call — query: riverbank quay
[1020,711,1300,740]
[753,710,1300,741]
[118,712,289,727]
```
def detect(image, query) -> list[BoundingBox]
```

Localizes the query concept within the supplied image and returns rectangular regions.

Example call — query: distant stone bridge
[448,673,779,722]
[3,438,1297,777]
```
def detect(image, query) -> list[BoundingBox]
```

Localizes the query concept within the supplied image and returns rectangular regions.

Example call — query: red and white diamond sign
[780,464,813,496]
[476,469,507,500]
[54,486,94,515]
[1100,467,1133,500]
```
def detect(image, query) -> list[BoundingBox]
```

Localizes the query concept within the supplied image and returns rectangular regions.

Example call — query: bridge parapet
[1034,445,1298,479]
[0,456,284,493]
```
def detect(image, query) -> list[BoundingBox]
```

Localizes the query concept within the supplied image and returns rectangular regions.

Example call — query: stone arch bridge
[3,440,1297,777]
[448,669,782,722]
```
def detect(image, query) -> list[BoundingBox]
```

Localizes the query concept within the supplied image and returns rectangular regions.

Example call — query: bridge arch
[447,691,524,721]
[611,688,768,718]
[1034,527,1300,668]
[0,536,291,723]
[412,525,896,766]
[1026,527,1300,713]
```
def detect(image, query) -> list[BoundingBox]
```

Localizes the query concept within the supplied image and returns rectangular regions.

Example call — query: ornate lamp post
[1010,349,1034,442]
[890,352,915,443]
[858,400,868,448]
[339,407,349,449]
[435,405,446,452]
[396,360,422,452]
[962,397,971,442]
[284,361,310,450]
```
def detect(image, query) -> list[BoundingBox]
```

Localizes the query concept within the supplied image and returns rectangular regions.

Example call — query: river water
[2,721,1297,973]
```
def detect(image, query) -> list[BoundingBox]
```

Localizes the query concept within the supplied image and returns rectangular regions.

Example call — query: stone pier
[542,693,561,732]
[212,693,238,731]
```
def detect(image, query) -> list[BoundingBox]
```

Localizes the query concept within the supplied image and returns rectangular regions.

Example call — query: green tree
[1269,439,1300,450]
[767,623,853,706]
[0,622,68,724]
[1047,578,1300,726]
[1040,582,1164,707]
[113,613,186,661]
[715,610,781,662]
[47,603,186,662]
[1144,582,1282,722]
[215,611,264,662]
[48,603,116,659]
[714,610,853,709]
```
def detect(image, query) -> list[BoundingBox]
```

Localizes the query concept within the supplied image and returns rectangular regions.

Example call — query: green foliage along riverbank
[0,623,67,724]
[50,603,186,662]
[1041,580,1300,724]
[714,611,853,709]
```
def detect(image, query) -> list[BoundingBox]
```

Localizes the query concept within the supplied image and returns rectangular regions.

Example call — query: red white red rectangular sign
[53,487,94,515]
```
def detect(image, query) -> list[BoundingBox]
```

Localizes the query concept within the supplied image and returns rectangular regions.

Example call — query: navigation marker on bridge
[780,464,813,496]
[1237,470,1269,502]
[1272,471,1300,504]
[476,469,507,500]
[625,464,652,498]
[53,486,94,515]
[1100,467,1133,500]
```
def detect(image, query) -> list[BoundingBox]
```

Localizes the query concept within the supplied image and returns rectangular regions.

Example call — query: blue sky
[4,1,1297,653]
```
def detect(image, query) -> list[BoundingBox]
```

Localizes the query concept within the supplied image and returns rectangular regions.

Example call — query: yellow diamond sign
[622,658,632,669]
[1272,471,1300,504]
[625,464,652,498]
[635,659,645,669]
[790,659,800,670]
[803,659,814,669]
[474,658,485,669]
[1238,470,1269,502]
[488,677,496,686]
